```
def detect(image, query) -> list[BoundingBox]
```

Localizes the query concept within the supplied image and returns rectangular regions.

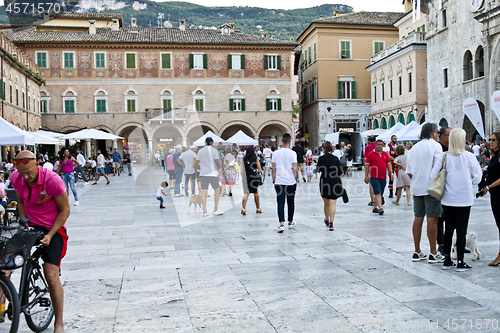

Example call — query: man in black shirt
[437,127,451,255]
[292,141,306,182]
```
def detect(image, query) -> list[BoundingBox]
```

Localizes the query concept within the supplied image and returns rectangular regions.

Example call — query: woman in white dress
[392,144,411,206]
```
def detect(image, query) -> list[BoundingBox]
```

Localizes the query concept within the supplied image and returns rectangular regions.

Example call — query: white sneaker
[203,212,208,217]
[288,221,296,229]
[173,194,183,197]
[84,182,89,186]
[277,225,285,233]
[428,253,445,263]
[213,210,224,216]
[74,201,79,206]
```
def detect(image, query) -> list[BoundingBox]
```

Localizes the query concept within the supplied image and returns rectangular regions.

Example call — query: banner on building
[463,98,485,139]
[491,91,500,124]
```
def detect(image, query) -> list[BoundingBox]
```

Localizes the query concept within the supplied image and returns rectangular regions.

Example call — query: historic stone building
[4,13,297,159]
[296,11,403,147]
[0,32,43,160]
[426,0,500,139]
[366,2,427,128]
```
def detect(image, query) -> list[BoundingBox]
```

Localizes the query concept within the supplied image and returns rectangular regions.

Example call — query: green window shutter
[228,55,232,70]
[96,99,106,112]
[96,53,105,68]
[264,55,268,70]
[241,55,245,69]
[126,53,135,69]
[241,99,245,111]
[163,99,171,111]
[22,92,25,108]
[308,46,311,64]
[0,81,3,100]
[266,98,270,111]
[229,98,234,111]
[203,54,207,69]
[127,99,136,112]
[277,55,281,70]
[16,89,18,106]
[161,54,171,69]
[338,81,342,99]
[313,43,317,60]
[351,81,356,99]
[10,86,12,103]
[65,100,75,113]
[277,99,282,111]
[37,53,46,68]
[304,50,307,65]
[189,54,194,69]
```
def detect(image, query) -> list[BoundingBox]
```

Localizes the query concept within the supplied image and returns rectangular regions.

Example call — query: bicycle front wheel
[22,265,54,332]
[0,273,20,333]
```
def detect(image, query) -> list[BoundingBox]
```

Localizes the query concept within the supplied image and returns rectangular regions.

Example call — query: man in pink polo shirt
[11,150,69,333]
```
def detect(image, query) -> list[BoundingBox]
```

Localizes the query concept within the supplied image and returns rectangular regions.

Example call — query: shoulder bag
[428,154,447,201]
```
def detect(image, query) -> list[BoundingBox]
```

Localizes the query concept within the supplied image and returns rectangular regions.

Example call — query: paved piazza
[14,166,500,333]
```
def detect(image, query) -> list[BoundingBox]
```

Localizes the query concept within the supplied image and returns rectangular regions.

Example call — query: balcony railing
[370,31,426,64]
[146,108,187,121]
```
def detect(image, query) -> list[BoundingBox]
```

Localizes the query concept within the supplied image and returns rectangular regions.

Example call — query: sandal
[372,208,380,214]
[392,201,399,205]
[256,209,262,214]
[378,209,384,215]
[489,261,500,266]
[241,209,246,215]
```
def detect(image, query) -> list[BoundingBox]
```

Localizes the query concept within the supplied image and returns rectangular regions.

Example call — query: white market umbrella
[361,129,386,138]
[0,116,35,145]
[392,121,421,141]
[193,130,226,147]
[31,131,62,145]
[404,125,423,141]
[226,130,258,146]
[376,122,405,142]
[62,128,124,140]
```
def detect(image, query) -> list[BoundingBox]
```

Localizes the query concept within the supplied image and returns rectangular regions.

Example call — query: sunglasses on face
[13,158,36,165]
[490,138,497,142]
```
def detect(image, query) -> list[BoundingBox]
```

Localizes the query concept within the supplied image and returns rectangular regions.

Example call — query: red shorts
[32,226,68,267]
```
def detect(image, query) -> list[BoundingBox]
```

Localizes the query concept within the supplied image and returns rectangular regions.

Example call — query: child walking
[313,161,318,179]
[306,161,314,182]
[156,181,168,209]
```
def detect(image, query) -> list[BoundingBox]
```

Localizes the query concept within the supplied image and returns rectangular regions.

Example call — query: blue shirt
[173,151,181,167]
[112,152,121,163]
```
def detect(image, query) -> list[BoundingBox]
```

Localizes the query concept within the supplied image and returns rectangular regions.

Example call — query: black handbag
[342,188,349,203]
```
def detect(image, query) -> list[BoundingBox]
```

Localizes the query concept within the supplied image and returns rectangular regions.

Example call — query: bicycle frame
[17,246,48,316]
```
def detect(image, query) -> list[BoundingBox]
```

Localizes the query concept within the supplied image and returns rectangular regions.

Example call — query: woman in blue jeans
[56,147,80,206]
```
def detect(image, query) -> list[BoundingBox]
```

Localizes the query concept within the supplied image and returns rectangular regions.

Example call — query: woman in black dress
[241,146,262,215]
[317,141,343,231]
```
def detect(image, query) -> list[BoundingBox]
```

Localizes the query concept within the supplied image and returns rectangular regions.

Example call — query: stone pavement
[12,166,500,332]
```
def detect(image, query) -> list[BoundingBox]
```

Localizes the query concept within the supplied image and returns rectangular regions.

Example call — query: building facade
[296,11,403,147]
[426,0,500,139]
[366,5,427,129]
[5,14,297,160]
[0,32,43,160]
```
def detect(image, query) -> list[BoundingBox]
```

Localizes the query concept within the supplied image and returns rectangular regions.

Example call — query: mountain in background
[0,0,353,40]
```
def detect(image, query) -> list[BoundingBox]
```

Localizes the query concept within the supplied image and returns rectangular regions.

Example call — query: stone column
[182,137,187,147]
[254,136,259,146]
[148,139,153,164]
[112,140,118,150]
[86,140,92,158]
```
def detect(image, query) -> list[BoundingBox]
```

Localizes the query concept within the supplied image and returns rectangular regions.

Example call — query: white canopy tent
[31,131,62,145]
[0,116,35,146]
[361,129,386,138]
[391,121,421,141]
[61,128,124,140]
[376,122,406,142]
[226,130,258,146]
[404,125,424,141]
[193,130,227,147]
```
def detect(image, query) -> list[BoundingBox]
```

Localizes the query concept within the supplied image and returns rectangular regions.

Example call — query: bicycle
[0,218,54,333]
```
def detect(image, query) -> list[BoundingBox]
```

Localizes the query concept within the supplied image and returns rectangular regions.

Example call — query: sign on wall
[462,98,485,139]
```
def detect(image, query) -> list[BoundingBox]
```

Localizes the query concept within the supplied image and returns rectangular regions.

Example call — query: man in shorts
[364,135,376,206]
[92,149,110,185]
[263,144,272,177]
[111,148,122,176]
[194,137,224,217]
[11,150,70,333]
[364,139,393,215]
[407,122,444,264]
[292,140,306,182]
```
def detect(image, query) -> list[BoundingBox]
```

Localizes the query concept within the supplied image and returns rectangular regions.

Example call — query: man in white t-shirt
[263,144,272,177]
[272,133,298,233]
[181,145,197,196]
[92,150,110,185]
[472,142,481,162]
[75,149,89,184]
[194,137,223,217]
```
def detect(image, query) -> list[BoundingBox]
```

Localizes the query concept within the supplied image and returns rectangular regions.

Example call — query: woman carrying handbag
[241,146,262,215]
[430,128,482,271]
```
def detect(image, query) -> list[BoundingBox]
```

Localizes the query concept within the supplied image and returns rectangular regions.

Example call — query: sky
[152,0,405,12]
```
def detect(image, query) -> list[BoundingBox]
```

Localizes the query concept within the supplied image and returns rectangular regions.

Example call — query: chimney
[88,20,96,35]
[43,10,50,23]
[179,19,186,31]
[111,18,119,31]
[290,37,294,42]
[261,32,268,38]
[333,10,343,17]
[319,15,323,19]
[131,17,137,27]
[271,35,275,39]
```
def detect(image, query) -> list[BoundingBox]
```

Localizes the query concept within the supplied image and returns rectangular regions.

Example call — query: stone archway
[119,124,150,164]
[220,124,254,141]
[185,123,218,146]
[151,124,184,154]
[258,122,289,148]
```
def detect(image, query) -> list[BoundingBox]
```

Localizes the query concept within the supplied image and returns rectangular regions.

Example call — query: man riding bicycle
[11,150,69,333]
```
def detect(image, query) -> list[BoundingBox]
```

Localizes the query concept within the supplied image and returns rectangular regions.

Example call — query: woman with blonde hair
[430,128,482,271]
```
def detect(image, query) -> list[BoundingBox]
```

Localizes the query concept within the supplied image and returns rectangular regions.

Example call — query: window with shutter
[162,99,172,117]
[22,92,25,109]
[277,56,281,70]
[304,50,308,66]
[161,53,171,69]
[230,55,242,70]
[10,86,12,103]
[313,43,317,61]
[241,55,245,69]
[96,99,106,113]
[266,98,270,111]
[36,52,47,68]
[241,99,245,111]
[195,99,204,111]
[63,52,74,68]
[277,98,281,111]
[192,54,204,69]
[264,55,269,70]
[351,81,356,99]
[16,89,18,106]
[126,53,136,69]
[95,52,105,69]
[64,100,75,113]
[0,81,3,100]
[308,46,311,64]
[203,54,207,69]
[127,99,136,112]
[228,55,232,70]
[374,41,384,55]
[340,41,351,59]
